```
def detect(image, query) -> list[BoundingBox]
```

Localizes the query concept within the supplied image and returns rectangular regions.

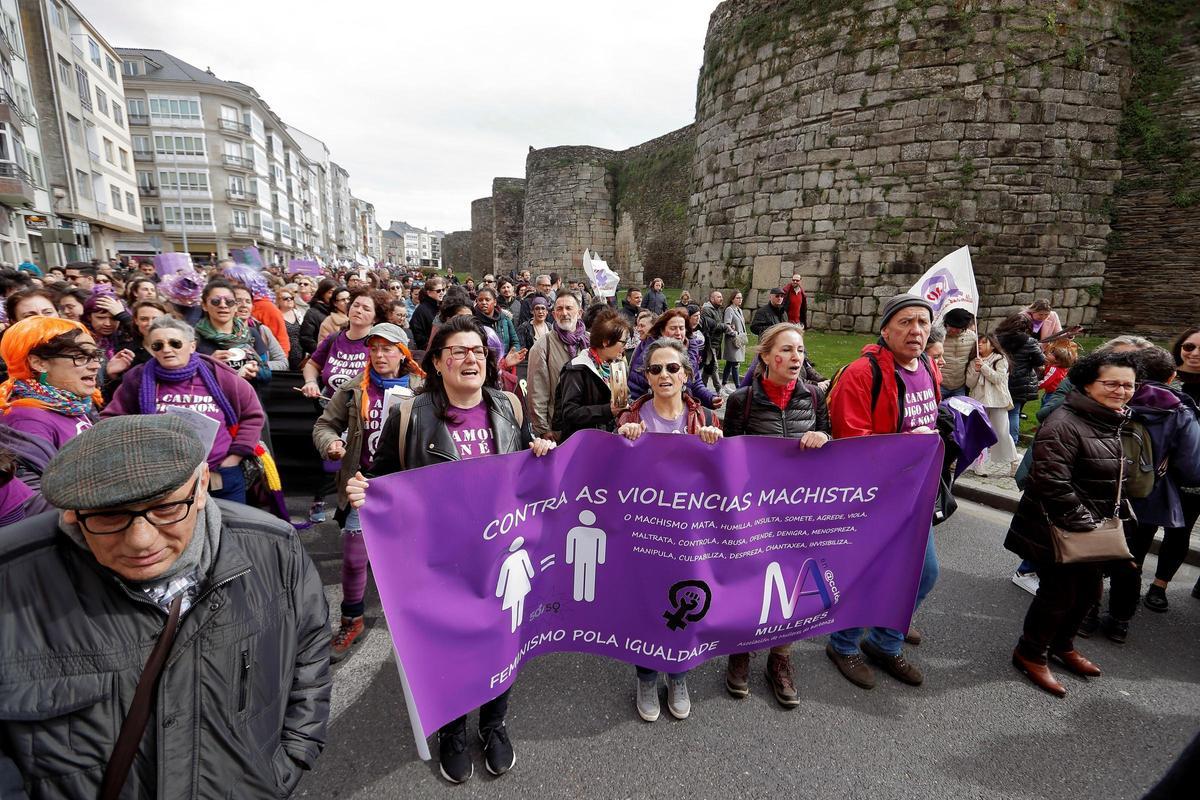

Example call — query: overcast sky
[81,0,718,233]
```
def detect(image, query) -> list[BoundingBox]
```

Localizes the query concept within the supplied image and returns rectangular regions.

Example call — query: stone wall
[491,178,526,278]
[1099,2,1200,336]
[521,146,617,278]
[441,230,471,273]
[685,0,1130,330]
[469,197,493,280]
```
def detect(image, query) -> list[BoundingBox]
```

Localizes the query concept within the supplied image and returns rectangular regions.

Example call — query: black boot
[1077,604,1100,638]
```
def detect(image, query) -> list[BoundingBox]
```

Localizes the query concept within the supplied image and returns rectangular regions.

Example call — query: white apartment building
[330,161,352,259]
[383,220,442,268]
[286,124,334,260]
[19,0,140,262]
[117,48,323,266]
[350,194,379,263]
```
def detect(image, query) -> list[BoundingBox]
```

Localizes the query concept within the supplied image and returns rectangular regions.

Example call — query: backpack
[1120,418,1156,500]
[827,349,938,432]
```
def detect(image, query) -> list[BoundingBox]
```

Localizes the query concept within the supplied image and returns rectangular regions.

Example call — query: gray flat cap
[367,322,408,344]
[879,293,934,330]
[42,415,208,510]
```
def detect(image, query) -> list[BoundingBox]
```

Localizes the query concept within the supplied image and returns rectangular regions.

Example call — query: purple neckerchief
[553,319,588,359]
[139,354,238,427]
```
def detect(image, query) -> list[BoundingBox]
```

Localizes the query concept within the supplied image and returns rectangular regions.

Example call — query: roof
[115,48,229,87]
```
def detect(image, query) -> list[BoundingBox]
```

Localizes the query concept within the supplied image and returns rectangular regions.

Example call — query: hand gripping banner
[360,430,943,755]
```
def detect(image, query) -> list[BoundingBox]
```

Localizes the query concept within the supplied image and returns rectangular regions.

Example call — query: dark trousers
[1108,500,1198,620]
[701,356,719,390]
[438,688,510,737]
[1019,562,1103,659]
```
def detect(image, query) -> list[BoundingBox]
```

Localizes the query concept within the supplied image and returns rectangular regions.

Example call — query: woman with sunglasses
[343,315,556,784]
[410,277,446,353]
[193,280,270,387]
[103,316,265,504]
[627,308,718,409]
[1171,326,1200,601]
[614,336,721,723]
[299,278,340,355]
[279,285,306,370]
[552,308,632,443]
[0,317,102,480]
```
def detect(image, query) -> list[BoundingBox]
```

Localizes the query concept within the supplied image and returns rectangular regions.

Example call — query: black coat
[409,296,441,353]
[749,303,787,336]
[998,332,1045,405]
[723,375,831,438]
[298,300,331,355]
[552,359,615,442]
[1004,390,1127,564]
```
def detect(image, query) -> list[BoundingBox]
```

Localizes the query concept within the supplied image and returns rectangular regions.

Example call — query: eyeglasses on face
[150,339,186,352]
[207,296,236,307]
[49,350,103,367]
[646,362,684,375]
[334,296,350,304]
[1096,380,1136,393]
[76,479,199,535]
[440,345,487,360]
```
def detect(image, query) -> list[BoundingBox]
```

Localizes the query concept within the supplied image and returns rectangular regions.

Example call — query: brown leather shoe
[1012,649,1067,697]
[861,639,924,686]
[725,653,750,698]
[904,626,922,646]
[765,652,800,708]
[1051,649,1101,678]
[825,644,876,689]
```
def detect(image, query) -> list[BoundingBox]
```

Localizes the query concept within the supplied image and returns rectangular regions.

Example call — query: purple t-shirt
[640,403,687,434]
[898,363,939,432]
[311,332,369,393]
[0,473,33,526]
[361,382,385,469]
[2,406,92,449]
[154,374,233,468]
[446,403,493,460]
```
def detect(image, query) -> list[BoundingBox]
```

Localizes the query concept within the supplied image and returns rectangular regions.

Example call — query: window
[27,154,44,187]
[113,105,124,127]
[75,66,90,110]
[66,115,83,146]
[123,60,139,77]
[157,169,208,191]
[136,170,152,189]
[153,134,204,157]
[125,191,136,214]
[57,56,73,89]
[164,206,213,226]
[51,2,65,31]
[118,148,128,171]
[232,209,248,227]
[149,97,201,121]
[132,134,151,155]
[75,169,91,199]
[102,138,113,163]
[106,56,117,83]
[143,205,160,225]
[228,175,245,194]
[95,89,108,117]
[88,39,101,68]
[110,185,121,210]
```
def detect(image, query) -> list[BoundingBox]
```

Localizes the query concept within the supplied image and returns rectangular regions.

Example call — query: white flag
[908,246,979,320]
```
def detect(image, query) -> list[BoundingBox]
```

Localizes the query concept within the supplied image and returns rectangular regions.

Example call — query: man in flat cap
[824,292,942,692]
[0,415,330,799]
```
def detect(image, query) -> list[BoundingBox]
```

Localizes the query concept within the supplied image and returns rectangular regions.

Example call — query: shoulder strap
[396,397,415,472]
[865,352,884,413]
[502,390,525,429]
[100,593,183,800]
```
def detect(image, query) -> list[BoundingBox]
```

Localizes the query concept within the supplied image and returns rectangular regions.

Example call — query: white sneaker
[666,676,691,720]
[636,678,660,722]
[1011,571,1040,596]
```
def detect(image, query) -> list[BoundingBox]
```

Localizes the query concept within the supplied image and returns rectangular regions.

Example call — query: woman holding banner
[344,314,556,785]
[616,336,722,722]
[722,322,832,709]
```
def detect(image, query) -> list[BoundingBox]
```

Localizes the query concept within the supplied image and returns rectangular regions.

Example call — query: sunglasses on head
[208,297,236,307]
[150,338,186,352]
[646,362,684,375]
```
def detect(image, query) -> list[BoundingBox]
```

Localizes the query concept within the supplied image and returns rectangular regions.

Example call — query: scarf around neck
[554,319,588,359]
[587,348,613,381]
[8,377,94,417]
[195,316,254,350]
[139,354,238,427]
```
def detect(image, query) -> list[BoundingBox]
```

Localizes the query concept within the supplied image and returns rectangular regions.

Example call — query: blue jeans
[830,528,939,657]
[1007,407,1021,445]
[636,666,688,682]
[211,464,247,505]
[941,385,969,399]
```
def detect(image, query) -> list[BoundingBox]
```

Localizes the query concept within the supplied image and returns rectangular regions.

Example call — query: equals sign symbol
[539,555,556,572]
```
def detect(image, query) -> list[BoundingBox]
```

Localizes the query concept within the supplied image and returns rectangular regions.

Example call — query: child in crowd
[966,332,1017,477]
[1038,342,1076,398]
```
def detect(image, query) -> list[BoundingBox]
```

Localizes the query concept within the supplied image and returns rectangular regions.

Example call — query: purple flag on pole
[360,431,942,751]
[942,395,999,478]
[288,258,321,276]
[230,246,263,270]
[153,252,192,277]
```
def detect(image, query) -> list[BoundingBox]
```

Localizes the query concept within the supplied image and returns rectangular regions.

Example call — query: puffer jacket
[1128,382,1200,528]
[723,374,830,439]
[369,386,529,474]
[941,329,977,390]
[552,352,616,442]
[997,332,1045,405]
[1004,390,1128,564]
[965,352,1013,410]
[0,501,331,799]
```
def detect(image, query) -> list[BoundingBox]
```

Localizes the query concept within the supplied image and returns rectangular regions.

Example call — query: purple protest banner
[288,258,321,276]
[360,430,942,754]
[152,252,192,277]
[230,245,264,269]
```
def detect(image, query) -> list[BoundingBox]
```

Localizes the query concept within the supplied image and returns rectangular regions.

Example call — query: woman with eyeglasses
[299,278,340,356]
[552,308,632,442]
[53,287,87,322]
[102,316,265,504]
[278,285,306,370]
[233,285,287,375]
[300,288,389,400]
[614,337,721,723]
[1006,350,1139,697]
[193,280,270,388]
[722,323,831,708]
[0,317,102,483]
[291,274,316,305]
[342,314,556,784]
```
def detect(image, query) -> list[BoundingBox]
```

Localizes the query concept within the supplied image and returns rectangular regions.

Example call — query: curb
[951,482,1200,568]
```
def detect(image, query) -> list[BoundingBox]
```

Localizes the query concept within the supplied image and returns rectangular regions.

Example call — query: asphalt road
[292,499,1200,800]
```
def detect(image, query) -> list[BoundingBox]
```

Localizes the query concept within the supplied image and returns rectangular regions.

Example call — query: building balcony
[268,173,277,187]
[95,200,109,215]
[0,161,35,207]
[229,223,252,236]
[218,118,251,136]
[78,95,92,113]
[0,89,34,128]
[128,113,150,126]
[226,189,257,204]
[222,154,254,171]
[133,149,154,161]
[143,221,162,230]
[138,183,157,196]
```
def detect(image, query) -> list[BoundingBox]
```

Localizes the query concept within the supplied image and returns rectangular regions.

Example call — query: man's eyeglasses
[483,277,496,283]
[150,339,186,352]
[440,345,488,360]
[49,350,103,367]
[208,297,236,307]
[428,287,446,294]
[76,479,200,535]
[1096,380,1136,393]
[645,362,684,375]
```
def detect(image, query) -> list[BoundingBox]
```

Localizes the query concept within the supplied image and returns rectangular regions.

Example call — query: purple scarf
[553,319,588,359]
[139,354,238,427]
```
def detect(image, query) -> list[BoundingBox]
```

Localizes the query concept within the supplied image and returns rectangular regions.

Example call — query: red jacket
[828,343,942,438]
[783,284,808,328]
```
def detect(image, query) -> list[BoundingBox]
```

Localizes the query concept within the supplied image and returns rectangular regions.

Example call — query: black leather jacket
[723,375,831,439]
[370,387,529,474]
